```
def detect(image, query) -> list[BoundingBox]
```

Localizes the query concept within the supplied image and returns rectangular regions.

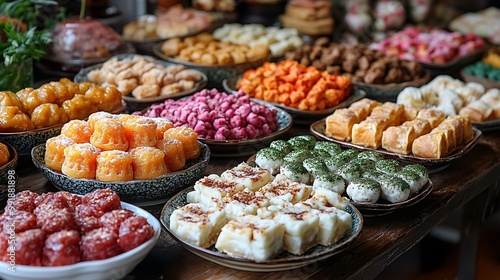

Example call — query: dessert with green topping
[255,147,285,175]
[269,140,293,155]
[375,159,401,175]
[283,149,313,164]
[314,141,341,156]
[357,151,384,162]
[280,161,310,184]
[313,172,346,194]
[378,174,411,203]
[346,177,381,203]
[303,157,328,176]
[337,161,363,183]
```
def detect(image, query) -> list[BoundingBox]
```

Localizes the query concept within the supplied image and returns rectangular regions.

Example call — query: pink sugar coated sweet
[135,89,279,140]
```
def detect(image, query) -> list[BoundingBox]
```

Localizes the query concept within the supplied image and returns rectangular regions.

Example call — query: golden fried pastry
[84,86,122,112]
[0,91,24,110]
[156,138,186,172]
[90,118,129,151]
[447,115,474,144]
[401,119,432,136]
[160,83,183,96]
[401,105,419,122]
[130,146,169,179]
[30,103,69,129]
[0,106,34,132]
[132,84,160,99]
[412,131,448,159]
[163,126,201,159]
[96,150,134,181]
[117,114,141,124]
[151,118,173,140]
[61,94,97,120]
[370,102,404,127]
[382,125,417,155]
[325,108,358,141]
[432,125,456,155]
[122,116,158,149]
[161,38,184,56]
[0,143,10,166]
[44,135,75,172]
[19,87,57,116]
[61,143,101,179]
[351,116,388,149]
[61,120,93,144]
[439,118,464,146]
[415,109,445,128]
[45,81,75,105]
[348,98,380,121]
[87,111,117,130]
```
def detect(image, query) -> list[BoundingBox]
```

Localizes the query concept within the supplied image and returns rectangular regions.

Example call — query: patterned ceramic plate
[0,141,17,202]
[160,187,363,272]
[0,101,126,155]
[310,118,483,173]
[31,141,210,206]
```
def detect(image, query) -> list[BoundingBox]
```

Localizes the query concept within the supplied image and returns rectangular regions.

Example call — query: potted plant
[0,0,63,92]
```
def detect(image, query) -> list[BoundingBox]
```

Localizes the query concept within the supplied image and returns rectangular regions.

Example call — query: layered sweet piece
[325,97,475,158]
[170,162,353,261]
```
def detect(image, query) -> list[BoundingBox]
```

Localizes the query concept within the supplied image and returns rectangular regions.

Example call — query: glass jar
[0,58,33,92]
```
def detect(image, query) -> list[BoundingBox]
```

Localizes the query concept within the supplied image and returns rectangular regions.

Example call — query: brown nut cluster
[284,38,426,84]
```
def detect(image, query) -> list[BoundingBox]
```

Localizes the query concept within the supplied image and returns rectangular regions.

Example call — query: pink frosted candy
[246,124,258,139]
[214,127,230,140]
[213,118,227,130]
[230,127,247,139]
[230,115,245,128]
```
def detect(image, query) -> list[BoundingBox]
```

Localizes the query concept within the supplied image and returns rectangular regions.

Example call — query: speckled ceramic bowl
[161,187,363,272]
[0,101,127,155]
[31,141,210,206]
[153,43,270,86]
[0,141,17,201]
[0,199,161,280]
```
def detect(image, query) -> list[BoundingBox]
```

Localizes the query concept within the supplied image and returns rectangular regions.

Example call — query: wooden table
[12,126,500,280]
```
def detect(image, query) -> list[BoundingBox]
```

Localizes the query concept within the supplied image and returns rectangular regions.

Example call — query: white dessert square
[169,203,227,248]
[259,203,319,255]
[222,189,270,220]
[194,174,245,206]
[215,215,284,262]
[296,201,353,246]
[310,186,350,210]
[259,174,312,205]
[221,162,272,192]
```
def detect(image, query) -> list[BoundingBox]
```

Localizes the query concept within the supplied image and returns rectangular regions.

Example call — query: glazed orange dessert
[0,142,10,166]
[122,117,158,149]
[45,112,201,181]
[44,135,75,172]
[96,150,134,181]
[152,118,173,140]
[61,143,101,179]
[163,126,200,160]
[130,146,169,179]
[156,138,186,172]
[61,120,93,144]
[0,78,123,132]
[87,111,117,130]
[90,118,128,151]
[0,106,34,132]
[31,103,69,129]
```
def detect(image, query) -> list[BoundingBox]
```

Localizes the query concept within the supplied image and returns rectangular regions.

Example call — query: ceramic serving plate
[0,141,17,202]
[160,187,363,272]
[74,54,208,112]
[352,181,433,217]
[31,141,210,206]
[223,76,366,125]
[153,43,270,85]
[310,118,483,173]
[0,101,126,156]
[0,200,161,280]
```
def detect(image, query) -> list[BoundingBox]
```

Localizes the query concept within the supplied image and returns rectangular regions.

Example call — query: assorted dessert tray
[2,5,500,277]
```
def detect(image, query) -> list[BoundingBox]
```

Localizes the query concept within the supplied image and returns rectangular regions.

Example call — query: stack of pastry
[44,112,201,181]
[325,98,474,159]
[280,0,334,36]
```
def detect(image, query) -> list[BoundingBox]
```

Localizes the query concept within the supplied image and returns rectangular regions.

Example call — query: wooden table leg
[457,178,500,280]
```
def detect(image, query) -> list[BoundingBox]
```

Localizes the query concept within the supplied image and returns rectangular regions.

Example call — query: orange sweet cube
[156,138,186,172]
[90,118,129,151]
[96,150,134,182]
[45,135,75,172]
[122,116,158,149]
[61,143,101,179]
[130,146,169,180]
[61,120,93,144]
[163,126,200,160]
